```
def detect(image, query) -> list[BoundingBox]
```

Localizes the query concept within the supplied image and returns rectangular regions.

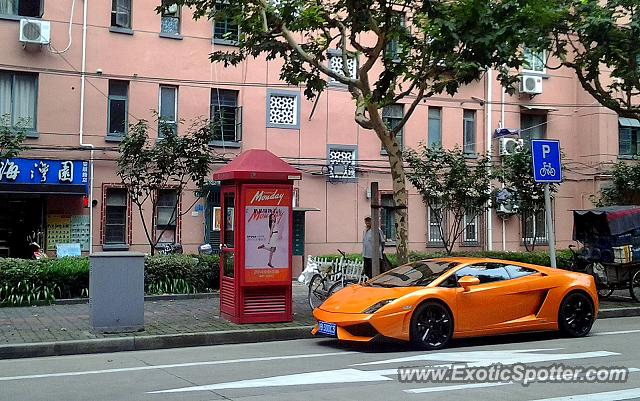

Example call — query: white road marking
[354,350,618,368]
[593,329,640,336]
[530,388,640,401]
[149,349,620,394]
[0,351,356,382]
[404,382,512,394]
[149,368,398,393]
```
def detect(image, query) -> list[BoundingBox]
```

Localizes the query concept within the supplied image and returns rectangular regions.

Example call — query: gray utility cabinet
[90,252,145,333]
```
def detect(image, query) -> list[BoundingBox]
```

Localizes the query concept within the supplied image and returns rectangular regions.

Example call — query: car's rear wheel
[410,301,453,350]
[558,292,594,337]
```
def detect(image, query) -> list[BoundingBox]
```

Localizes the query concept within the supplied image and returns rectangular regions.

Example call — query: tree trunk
[383,137,409,265]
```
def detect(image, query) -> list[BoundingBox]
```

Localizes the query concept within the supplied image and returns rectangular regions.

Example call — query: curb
[54,292,219,305]
[598,307,640,319]
[0,326,314,360]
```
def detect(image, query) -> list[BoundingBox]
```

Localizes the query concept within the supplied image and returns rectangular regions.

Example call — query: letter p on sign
[542,144,551,158]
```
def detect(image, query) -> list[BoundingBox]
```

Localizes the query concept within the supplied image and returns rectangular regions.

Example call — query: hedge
[0,254,220,307]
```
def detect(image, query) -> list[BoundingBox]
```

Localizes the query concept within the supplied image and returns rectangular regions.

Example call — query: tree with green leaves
[117,118,215,255]
[539,1,640,119]
[166,0,545,264]
[495,147,558,251]
[0,115,26,159]
[592,161,640,206]
[405,146,492,255]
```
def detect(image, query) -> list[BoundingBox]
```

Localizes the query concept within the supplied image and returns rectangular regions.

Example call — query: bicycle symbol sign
[531,139,562,183]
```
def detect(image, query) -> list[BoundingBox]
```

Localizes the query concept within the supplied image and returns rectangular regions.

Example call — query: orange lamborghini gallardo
[312,258,598,350]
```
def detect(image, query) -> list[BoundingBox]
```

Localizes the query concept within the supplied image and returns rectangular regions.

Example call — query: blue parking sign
[531,139,562,183]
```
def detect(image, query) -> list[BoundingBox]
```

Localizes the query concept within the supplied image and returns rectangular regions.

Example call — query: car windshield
[363,260,460,287]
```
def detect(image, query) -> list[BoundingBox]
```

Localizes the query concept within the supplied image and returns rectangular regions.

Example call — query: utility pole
[371,182,381,277]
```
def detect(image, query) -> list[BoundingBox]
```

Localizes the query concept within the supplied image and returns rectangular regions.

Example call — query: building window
[0,0,42,17]
[380,193,396,243]
[104,188,128,245]
[428,207,443,244]
[463,211,478,244]
[158,85,177,137]
[428,107,442,148]
[520,113,546,141]
[0,71,37,130]
[211,89,241,143]
[107,80,128,138]
[384,12,405,61]
[155,189,178,244]
[327,51,357,84]
[327,145,357,180]
[463,109,476,155]
[111,0,132,29]
[160,1,180,35]
[266,90,300,129]
[382,104,404,151]
[523,210,547,244]
[523,47,546,73]
[619,117,640,157]
[213,2,238,44]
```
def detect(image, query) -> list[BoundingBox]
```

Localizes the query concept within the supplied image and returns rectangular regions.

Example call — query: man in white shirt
[362,216,385,278]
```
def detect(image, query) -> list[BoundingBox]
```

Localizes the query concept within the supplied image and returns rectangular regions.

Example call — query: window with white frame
[107,80,128,137]
[428,207,444,244]
[328,51,357,84]
[266,90,299,129]
[382,104,404,151]
[0,70,37,131]
[0,0,42,17]
[327,145,356,180]
[111,0,132,29]
[160,1,180,35]
[158,85,177,137]
[619,117,640,157]
[211,89,241,143]
[428,107,442,148]
[523,210,547,244]
[463,211,478,244]
[213,2,238,44]
[523,47,546,73]
[463,109,476,155]
[384,12,405,61]
[155,189,178,244]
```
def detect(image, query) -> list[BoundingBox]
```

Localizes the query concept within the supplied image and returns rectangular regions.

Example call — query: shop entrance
[0,195,45,258]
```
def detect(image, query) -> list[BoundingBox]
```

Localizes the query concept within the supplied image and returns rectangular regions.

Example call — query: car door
[455,263,547,332]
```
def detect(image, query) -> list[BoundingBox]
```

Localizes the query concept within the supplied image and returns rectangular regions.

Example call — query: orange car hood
[319,284,420,313]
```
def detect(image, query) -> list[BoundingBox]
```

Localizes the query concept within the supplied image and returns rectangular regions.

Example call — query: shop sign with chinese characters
[0,158,89,193]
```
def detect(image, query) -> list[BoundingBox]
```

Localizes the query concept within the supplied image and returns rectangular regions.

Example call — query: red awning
[213,149,302,182]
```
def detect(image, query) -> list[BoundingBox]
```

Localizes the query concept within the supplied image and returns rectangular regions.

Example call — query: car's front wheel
[410,301,453,350]
[558,292,595,337]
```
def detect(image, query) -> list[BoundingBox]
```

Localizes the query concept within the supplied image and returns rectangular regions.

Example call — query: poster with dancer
[244,187,291,283]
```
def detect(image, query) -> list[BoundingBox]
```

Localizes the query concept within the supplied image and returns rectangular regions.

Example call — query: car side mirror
[458,276,480,292]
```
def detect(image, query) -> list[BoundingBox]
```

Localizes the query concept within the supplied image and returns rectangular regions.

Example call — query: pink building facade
[0,1,625,270]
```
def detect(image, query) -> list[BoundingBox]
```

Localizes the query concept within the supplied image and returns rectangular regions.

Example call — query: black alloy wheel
[558,292,595,337]
[410,301,453,350]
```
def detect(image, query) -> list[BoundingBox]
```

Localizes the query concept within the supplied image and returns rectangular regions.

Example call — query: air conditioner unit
[520,74,543,95]
[499,137,524,156]
[19,19,51,45]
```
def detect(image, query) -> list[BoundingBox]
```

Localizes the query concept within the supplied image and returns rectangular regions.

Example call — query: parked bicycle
[304,250,368,310]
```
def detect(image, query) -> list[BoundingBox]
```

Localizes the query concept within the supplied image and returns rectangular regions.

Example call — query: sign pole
[544,183,557,268]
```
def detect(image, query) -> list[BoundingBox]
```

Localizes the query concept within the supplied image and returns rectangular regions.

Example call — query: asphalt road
[3,317,640,401]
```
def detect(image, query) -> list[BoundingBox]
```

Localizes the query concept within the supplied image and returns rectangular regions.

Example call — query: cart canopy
[573,206,640,240]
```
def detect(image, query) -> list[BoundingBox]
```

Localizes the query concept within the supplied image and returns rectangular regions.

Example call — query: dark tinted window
[455,264,510,284]
[504,264,538,279]
[365,260,459,288]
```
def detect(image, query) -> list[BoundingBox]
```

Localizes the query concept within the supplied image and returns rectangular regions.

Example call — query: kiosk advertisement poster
[244,188,291,283]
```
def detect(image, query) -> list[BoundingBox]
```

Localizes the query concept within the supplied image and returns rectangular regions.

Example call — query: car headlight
[362,299,396,314]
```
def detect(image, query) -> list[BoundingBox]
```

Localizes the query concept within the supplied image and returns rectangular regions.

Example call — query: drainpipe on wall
[501,82,506,251]
[79,0,95,254]
[486,69,493,251]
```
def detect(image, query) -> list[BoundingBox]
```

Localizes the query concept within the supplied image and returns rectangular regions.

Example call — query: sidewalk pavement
[0,283,638,359]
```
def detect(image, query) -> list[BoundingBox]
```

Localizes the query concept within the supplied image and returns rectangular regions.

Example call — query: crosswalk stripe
[404,382,511,394]
[530,388,640,401]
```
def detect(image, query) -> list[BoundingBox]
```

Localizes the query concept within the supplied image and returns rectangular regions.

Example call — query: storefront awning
[619,117,640,128]
[520,105,558,112]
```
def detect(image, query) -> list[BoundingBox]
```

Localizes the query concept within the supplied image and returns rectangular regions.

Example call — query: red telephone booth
[212,150,302,324]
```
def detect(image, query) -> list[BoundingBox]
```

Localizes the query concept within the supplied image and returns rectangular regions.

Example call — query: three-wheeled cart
[569,206,640,301]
